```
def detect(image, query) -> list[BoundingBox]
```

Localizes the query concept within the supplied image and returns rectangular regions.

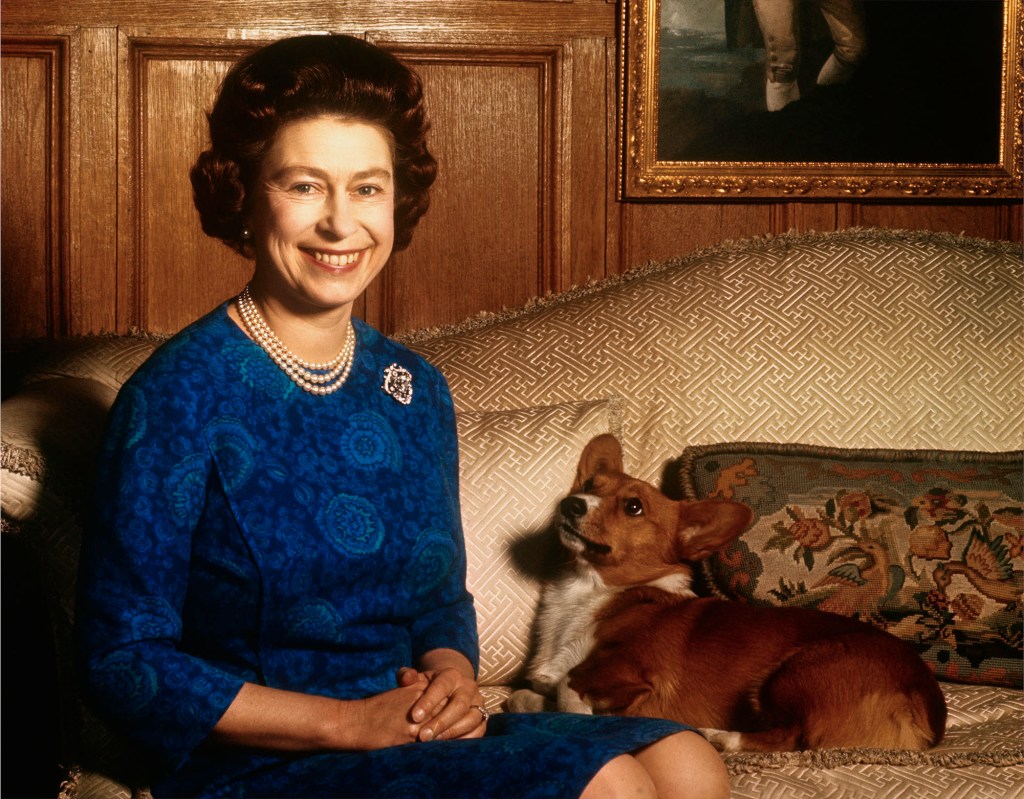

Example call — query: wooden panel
[1,1,615,35]
[620,203,774,270]
[768,203,842,234]
[1,38,66,340]
[998,204,1023,243]
[367,44,561,335]
[69,27,119,335]
[125,39,253,333]
[567,35,613,287]
[619,200,1022,273]
[855,203,1016,241]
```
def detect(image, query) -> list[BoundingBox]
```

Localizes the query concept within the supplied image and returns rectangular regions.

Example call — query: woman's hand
[339,680,435,750]
[398,649,488,742]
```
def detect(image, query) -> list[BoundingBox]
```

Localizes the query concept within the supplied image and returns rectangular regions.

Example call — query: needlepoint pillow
[455,397,623,687]
[677,443,1023,687]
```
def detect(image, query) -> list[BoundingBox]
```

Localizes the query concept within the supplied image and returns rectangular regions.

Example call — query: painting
[619,0,1023,198]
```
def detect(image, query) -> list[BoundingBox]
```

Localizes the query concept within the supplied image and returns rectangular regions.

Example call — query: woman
[75,34,730,799]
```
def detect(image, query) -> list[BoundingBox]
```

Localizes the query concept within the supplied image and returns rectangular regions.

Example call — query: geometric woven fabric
[728,764,1023,799]
[405,229,1024,485]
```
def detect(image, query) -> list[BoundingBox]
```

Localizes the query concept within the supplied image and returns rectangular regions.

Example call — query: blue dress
[76,303,689,798]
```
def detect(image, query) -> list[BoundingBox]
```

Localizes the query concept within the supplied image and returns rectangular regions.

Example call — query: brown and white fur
[508,434,947,752]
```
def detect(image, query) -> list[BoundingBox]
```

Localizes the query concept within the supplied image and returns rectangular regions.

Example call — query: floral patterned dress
[76,303,689,798]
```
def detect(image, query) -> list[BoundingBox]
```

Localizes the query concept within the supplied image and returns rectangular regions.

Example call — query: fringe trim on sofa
[0,442,46,482]
[57,765,80,799]
[723,745,1024,775]
[394,227,1023,346]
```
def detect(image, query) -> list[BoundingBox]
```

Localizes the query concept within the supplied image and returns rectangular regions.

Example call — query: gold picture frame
[619,0,1023,199]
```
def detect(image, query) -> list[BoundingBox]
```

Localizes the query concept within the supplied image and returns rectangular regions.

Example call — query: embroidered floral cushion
[678,443,1023,688]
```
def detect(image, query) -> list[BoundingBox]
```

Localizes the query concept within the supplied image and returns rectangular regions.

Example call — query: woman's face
[247,115,396,319]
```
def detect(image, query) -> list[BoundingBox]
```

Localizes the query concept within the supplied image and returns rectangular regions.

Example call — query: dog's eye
[623,498,644,517]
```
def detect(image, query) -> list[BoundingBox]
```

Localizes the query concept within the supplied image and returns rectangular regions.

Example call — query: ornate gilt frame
[619,0,1023,199]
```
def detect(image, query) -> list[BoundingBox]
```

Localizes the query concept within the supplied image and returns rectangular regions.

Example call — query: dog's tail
[832,688,945,750]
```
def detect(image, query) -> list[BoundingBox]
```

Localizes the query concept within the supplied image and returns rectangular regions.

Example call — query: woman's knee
[634,731,731,799]
[580,754,656,799]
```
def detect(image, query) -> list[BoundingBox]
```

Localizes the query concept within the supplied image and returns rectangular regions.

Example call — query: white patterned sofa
[3,228,1022,798]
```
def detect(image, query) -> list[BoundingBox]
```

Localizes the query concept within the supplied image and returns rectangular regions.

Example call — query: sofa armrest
[2,376,123,784]
[2,376,118,521]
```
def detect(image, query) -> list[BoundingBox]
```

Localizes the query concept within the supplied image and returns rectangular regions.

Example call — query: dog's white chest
[528,569,613,691]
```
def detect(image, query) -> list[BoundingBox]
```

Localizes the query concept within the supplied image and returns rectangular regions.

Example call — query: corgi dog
[508,434,947,752]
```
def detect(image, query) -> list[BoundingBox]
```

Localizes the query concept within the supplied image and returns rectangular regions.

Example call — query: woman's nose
[319,194,358,239]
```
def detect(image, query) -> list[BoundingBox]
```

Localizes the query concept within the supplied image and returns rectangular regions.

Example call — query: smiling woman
[73,33,730,799]
[238,117,397,370]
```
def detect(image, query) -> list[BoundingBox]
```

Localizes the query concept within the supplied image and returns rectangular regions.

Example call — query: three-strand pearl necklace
[236,285,355,396]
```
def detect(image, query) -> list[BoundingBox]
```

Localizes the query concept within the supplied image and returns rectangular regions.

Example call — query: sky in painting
[660,0,724,34]
[658,0,761,97]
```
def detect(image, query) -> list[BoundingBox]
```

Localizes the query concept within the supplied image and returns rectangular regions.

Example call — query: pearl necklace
[236,285,355,396]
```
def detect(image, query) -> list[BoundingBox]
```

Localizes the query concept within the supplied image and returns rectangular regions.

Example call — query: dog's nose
[560,496,588,519]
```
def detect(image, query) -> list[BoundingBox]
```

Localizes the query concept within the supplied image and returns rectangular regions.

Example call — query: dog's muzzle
[558,496,611,555]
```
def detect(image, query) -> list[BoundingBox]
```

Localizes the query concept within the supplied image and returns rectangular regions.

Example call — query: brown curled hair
[190,34,437,255]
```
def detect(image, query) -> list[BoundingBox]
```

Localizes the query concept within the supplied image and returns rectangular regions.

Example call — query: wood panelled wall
[2,0,1021,344]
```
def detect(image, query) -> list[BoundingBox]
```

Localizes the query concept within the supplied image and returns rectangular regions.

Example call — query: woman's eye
[355,184,381,197]
[624,498,644,517]
[291,183,317,195]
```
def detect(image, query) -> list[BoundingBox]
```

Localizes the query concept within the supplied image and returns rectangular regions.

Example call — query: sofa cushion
[403,230,1024,483]
[19,335,163,393]
[455,398,622,686]
[678,442,1024,687]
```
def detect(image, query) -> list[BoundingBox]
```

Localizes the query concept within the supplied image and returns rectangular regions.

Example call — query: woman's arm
[211,650,485,750]
[76,373,248,771]
[208,680,432,751]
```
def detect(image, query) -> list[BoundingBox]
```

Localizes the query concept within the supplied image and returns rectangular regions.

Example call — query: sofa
[3,228,1022,798]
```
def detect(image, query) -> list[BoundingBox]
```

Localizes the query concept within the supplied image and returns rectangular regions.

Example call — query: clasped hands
[395,665,488,743]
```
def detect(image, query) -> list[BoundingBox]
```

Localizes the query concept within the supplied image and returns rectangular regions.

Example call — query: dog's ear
[572,434,624,492]
[674,500,753,561]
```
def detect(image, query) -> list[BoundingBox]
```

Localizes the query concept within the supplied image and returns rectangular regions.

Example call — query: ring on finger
[471,703,490,722]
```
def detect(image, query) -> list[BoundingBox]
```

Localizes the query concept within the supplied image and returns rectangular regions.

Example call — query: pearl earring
[240,227,253,240]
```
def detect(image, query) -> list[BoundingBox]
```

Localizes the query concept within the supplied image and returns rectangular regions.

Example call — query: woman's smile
[308,248,362,270]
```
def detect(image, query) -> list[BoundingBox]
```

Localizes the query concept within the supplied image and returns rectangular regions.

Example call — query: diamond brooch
[382,364,413,405]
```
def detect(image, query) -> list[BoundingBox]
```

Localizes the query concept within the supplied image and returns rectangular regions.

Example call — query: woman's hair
[190,34,437,254]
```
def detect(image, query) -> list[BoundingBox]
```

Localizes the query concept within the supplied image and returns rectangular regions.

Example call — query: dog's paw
[558,696,594,715]
[506,689,549,713]
[700,728,743,752]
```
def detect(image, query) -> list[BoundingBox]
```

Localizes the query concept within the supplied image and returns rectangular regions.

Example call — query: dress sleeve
[75,368,245,772]
[408,370,481,674]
